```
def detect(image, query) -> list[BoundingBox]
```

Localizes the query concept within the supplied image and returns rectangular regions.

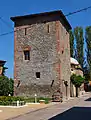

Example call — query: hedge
[0,96,51,105]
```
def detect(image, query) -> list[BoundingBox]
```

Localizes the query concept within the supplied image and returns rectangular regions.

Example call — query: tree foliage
[69,30,74,57]
[74,27,84,68]
[71,74,84,87]
[0,76,14,96]
[69,26,91,81]
[83,66,90,81]
[85,26,91,79]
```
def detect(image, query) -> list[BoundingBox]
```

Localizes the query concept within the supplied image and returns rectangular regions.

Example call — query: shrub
[0,96,51,105]
[0,96,25,105]
[37,97,51,104]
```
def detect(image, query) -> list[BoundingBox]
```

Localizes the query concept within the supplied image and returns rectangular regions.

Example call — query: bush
[0,96,51,105]
[37,97,51,104]
[0,96,25,105]
[23,97,35,103]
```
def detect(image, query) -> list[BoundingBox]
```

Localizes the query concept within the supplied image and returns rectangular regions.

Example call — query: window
[62,50,64,54]
[47,24,50,33]
[24,50,30,60]
[36,72,40,78]
[25,28,27,35]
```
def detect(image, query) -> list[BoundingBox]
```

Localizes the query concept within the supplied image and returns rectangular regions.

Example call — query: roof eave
[10,10,72,30]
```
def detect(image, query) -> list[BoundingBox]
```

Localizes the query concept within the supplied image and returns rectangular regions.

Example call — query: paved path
[0,104,49,120]
[7,93,91,120]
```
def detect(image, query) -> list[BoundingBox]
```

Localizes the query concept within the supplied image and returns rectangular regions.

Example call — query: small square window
[47,24,50,33]
[25,28,27,35]
[24,50,30,60]
[36,72,40,78]
[62,50,64,54]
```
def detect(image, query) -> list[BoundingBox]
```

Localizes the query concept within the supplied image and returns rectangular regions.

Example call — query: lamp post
[34,94,37,103]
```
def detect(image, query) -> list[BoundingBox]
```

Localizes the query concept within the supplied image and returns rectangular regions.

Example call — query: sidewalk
[0,103,50,120]
[7,92,91,120]
[0,92,90,120]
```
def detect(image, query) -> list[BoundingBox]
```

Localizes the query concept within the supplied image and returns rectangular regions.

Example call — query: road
[7,93,91,120]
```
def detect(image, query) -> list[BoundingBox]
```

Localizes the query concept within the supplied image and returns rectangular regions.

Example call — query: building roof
[10,10,72,30]
[0,60,6,66]
[70,57,79,65]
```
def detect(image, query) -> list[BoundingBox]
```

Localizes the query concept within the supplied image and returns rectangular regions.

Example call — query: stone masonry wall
[14,15,70,98]
[14,21,59,97]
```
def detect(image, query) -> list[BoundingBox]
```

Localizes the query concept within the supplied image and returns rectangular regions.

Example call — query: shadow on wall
[49,107,91,120]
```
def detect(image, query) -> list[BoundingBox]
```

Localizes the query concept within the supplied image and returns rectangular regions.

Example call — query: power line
[0,5,91,37]
[0,18,50,62]
[0,6,90,67]
[65,6,91,16]
[0,17,13,29]
[0,31,14,36]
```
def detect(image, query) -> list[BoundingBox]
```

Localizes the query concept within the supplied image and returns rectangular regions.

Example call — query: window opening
[24,50,30,60]
[47,24,50,33]
[36,72,40,78]
[25,28,27,35]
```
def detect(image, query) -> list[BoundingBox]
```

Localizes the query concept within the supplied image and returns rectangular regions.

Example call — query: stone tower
[11,10,71,100]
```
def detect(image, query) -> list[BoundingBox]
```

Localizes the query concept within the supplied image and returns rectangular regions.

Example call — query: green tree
[71,74,84,97]
[8,78,14,96]
[74,27,84,68]
[85,26,91,80]
[0,76,14,96]
[83,66,90,81]
[69,30,74,57]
